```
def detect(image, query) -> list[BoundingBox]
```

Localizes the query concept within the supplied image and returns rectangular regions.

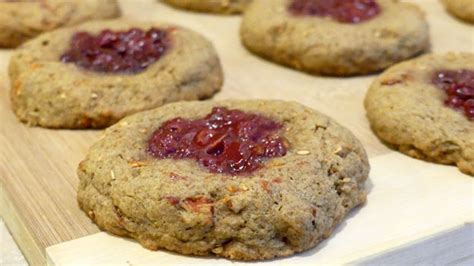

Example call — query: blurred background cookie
[241,0,430,76]
[441,0,474,23]
[365,53,474,176]
[161,0,252,14]
[0,0,121,48]
[9,20,223,129]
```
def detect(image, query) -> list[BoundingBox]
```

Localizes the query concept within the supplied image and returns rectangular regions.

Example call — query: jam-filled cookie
[365,53,474,176]
[441,0,474,23]
[0,0,121,48]
[77,100,369,260]
[161,0,251,14]
[9,20,223,129]
[240,0,430,76]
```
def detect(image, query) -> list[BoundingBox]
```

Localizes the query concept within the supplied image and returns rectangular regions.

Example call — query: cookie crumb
[297,150,310,155]
[169,173,187,182]
[239,183,249,191]
[272,177,282,183]
[212,247,224,254]
[267,161,286,167]
[128,161,146,168]
[260,180,271,193]
[314,124,327,131]
[163,196,180,206]
[227,185,239,193]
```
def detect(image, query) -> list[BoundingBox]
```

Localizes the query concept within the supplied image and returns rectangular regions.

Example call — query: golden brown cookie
[441,0,474,23]
[241,0,430,76]
[9,20,223,129]
[0,0,121,48]
[161,0,251,14]
[78,100,369,260]
[365,53,474,176]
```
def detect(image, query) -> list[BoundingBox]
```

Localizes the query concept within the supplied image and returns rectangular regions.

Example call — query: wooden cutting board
[0,0,473,265]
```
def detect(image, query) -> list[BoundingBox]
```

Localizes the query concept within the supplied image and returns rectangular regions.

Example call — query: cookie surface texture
[365,53,474,176]
[77,100,370,260]
[162,0,251,14]
[0,0,121,48]
[441,0,474,23]
[240,0,430,76]
[9,20,223,129]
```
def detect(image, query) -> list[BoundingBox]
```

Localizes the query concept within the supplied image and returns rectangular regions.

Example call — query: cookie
[161,0,251,14]
[365,53,474,176]
[240,0,430,76]
[441,0,474,23]
[0,0,121,48]
[77,100,369,260]
[9,20,223,129]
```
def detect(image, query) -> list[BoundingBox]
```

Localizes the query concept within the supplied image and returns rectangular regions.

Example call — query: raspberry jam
[60,28,170,74]
[288,0,381,23]
[432,69,474,120]
[147,107,289,175]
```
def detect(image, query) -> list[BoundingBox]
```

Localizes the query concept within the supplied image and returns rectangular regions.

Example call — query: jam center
[432,69,474,120]
[61,28,170,74]
[147,107,289,175]
[288,0,381,23]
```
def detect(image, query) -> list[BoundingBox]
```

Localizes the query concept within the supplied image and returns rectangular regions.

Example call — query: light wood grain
[46,153,474,265]
[0,0,473,265]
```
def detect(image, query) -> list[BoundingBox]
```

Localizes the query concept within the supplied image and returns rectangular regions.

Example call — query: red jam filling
[432,69,474,120]
[147,107,289,175]
[288,0,381,23]
[60,28,170,74]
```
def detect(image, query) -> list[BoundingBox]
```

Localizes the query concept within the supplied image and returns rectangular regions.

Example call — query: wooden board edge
[45,220,474,265]
[355,221,474,265]
[0,181,46,265]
